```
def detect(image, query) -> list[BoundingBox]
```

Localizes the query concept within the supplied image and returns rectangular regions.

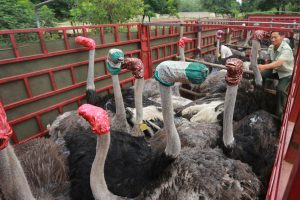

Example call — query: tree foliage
[178,0,203,12]
[0,0,35,29]
[70,0,144,24]
[143,0,179,22]
[201,0,241,17]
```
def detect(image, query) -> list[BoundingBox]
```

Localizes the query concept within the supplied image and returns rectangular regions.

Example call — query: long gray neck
[134,78,144,124]
[0,144,35,200]
[179,47,185,61]
[244,30,251,47]
[216,39,220,58]
[250,39,262,86]
[159,84,181,157]
[90,134,118,200]
[86,49,96,90]
[223,85,238,148]
[111,75,127,123]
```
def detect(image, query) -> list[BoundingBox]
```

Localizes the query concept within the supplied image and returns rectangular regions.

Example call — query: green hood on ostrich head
[106,49,124,75]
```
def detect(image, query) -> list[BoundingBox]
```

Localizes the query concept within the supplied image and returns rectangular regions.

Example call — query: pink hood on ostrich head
[78,104,110,135]
[179,37,193,47]
[225,58,244,86]
[0,102,13,150]
[75,36,96,50]
[251,30,270,42]
[216,30,225,39]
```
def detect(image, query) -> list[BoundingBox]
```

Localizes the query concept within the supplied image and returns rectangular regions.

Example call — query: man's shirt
[220,45,233,59]
[267,40,294,79]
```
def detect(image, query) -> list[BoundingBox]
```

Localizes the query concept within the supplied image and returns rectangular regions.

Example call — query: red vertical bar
[23,78,33,98]
[11,130,19,144]
[63,30,70,50]
[70,66,77,84]
[35,115,44,131]
[9,33,20,58]
[162,26,165,35]
[58,106,63,114]
[155,26,158,37]
[127,25,132,41]
[82,27,87,37]
[140,24,152,79]
[38,31,48,54]
[49,71,57,91]
[114,26,120,42]
[163,46,166,58]
[100,27,105,44]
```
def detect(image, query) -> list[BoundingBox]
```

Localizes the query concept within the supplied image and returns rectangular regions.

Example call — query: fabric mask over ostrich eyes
[0,102,13,150]
[106,49,124,75]
[225,58,244,86]
[251,30,270,42]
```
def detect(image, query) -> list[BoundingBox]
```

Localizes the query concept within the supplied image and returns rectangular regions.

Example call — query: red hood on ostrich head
[216,30,225,40]
[75,36,96,50]
[225,58,244,86]
[179,37,193,47]
[78,104,110,135]
[250,30,270,42]
[0,102,13,150]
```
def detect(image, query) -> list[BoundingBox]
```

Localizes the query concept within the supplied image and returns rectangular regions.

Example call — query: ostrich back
[14,137,70,200]
[64,129,174,200]
[227,110,280,198]
[140,147,261,200]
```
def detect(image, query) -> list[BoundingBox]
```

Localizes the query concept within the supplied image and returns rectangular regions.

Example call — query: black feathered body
[64,129,174,200]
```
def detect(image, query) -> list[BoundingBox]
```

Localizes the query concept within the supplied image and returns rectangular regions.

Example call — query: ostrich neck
[244,30,251,46]
[90,134,117,200]
[0,144,35,200]
[179,47,185,61]
[159,84,181,157]
[86,49,96,90]
[111,75,127,122]
[134,78,144,124]
[250,39,262,86]
[216,39,220,58]
[223,85,238,147]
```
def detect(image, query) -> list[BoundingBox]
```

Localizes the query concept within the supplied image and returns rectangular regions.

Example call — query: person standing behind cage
[214,41,233,59]
[258,31,294,119]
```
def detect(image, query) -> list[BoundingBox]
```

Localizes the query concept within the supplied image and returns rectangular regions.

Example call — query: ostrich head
[106,49,124,75]
[223,58,243,148]
[179,37,193,61]
[0,102,12,150]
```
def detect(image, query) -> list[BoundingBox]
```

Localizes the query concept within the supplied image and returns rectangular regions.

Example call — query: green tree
[142,0,179,22]
[178,0,203,12]
[0,0,35,29]
[201,0,241,17]
[38,5,57,27]
[70,0,144,24]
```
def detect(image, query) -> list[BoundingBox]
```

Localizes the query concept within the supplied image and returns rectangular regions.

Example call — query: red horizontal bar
[9,76,135,126]
[0,39,140,65]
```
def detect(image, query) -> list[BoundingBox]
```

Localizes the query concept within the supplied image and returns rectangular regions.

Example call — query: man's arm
[258,60,285,71]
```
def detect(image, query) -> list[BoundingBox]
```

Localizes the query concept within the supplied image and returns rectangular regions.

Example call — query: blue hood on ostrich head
[106,49,124,75]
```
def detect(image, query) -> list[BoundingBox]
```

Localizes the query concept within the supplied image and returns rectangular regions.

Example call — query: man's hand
[258,64,264,71]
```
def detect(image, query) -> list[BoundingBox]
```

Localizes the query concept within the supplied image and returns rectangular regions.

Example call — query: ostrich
[0,102,70,200]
